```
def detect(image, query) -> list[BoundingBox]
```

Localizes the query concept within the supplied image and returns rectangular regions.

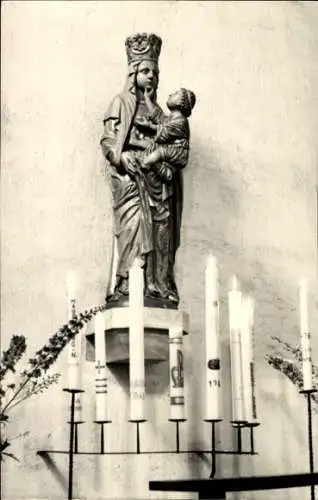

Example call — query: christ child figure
[134,87,196,181]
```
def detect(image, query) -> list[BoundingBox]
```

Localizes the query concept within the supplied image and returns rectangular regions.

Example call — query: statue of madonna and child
[100,33,196,309]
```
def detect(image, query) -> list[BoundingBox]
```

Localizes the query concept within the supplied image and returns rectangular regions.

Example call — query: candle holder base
[204,419,223,423]
[244,421,260,427]
[230,420,247,427]
[299,389,318,395]
[168,418,187,422]
[63,388,85,394]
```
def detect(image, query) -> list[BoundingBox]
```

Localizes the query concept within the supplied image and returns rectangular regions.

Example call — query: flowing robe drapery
[100,90,183,300]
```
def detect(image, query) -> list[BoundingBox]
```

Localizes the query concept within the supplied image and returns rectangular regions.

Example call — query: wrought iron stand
[150,388,317,500]
[300,389,317,500]
[37,388,259,499]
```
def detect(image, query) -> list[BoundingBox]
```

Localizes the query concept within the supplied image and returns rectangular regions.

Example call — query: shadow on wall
[37,451,68,493]
[182,134,243,249]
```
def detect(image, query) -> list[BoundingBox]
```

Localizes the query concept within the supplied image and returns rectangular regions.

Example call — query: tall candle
[241,296,256,423]
[66,271,82,422]
[299,278,312,390]
[169,324,185,421]
[205,254,221,421]
[228,275,245,422]
[129,258,145,421]
[94,312,108,422]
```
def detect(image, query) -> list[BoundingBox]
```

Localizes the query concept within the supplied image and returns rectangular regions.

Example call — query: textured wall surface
[1,1,318,499]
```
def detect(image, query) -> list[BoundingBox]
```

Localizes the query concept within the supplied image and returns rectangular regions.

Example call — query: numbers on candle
[208,379,221,388]
[131,379,145,389]
[131,391,145,400]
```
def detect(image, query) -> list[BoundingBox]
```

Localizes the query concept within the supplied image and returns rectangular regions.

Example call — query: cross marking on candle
[96,360,105,374]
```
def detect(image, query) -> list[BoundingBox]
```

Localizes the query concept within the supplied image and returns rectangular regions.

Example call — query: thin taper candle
[66,271,82,422]
[299,278,312,391]
[94,312,108,422]
[205,254,221,420]
[241,295,256,423]
[228,275,245,422]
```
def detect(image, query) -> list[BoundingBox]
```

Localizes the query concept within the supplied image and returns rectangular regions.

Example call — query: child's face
[167,90,182,109]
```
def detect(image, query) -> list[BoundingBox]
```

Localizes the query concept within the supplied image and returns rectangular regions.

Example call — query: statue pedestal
[85,306,189,364]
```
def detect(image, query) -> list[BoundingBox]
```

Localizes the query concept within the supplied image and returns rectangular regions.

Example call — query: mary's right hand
[121,151,137,177]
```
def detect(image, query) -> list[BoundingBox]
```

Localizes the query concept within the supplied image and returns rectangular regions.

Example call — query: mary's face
[136,60,159,92]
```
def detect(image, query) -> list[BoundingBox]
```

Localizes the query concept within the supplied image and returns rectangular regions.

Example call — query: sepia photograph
[1,1,318,499]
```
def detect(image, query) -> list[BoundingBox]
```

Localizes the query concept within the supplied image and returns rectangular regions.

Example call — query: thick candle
[169,324,185,421]
[129,258,145,421]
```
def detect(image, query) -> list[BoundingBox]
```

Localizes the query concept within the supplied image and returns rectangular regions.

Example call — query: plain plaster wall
[1,1,318,499]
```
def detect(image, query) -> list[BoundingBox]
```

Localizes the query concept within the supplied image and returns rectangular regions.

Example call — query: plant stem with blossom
[1,304,106,417]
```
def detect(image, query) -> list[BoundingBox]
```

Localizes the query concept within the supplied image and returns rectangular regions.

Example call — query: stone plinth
[85,306,189,364]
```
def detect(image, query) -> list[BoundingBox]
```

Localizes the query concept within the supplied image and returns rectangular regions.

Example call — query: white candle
[205,254,221,421]
[299,278,312,390]
[228,275,245,422]
[94,312,108,422]
[169,325,185,421]
[66,271,82,422]
[129,258,145,421]
[241,296,256,423]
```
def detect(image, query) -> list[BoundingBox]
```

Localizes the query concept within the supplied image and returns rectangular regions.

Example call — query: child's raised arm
[144,87,157,113]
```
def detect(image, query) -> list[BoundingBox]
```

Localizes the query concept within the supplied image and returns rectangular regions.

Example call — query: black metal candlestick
[129,420,147,454]
[66,421,84,453]
[94,420,112,454]
[300,388,317,500]
[204,419,222,479]
[169,419,187,454]
[230,421,247,454]
[245,422,260,455]
[63,388,84,500]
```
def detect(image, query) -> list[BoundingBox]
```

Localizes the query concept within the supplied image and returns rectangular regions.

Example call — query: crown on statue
[125,33,162,65]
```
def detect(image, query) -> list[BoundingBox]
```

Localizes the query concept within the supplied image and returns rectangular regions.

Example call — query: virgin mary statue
[100,33,184,308]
